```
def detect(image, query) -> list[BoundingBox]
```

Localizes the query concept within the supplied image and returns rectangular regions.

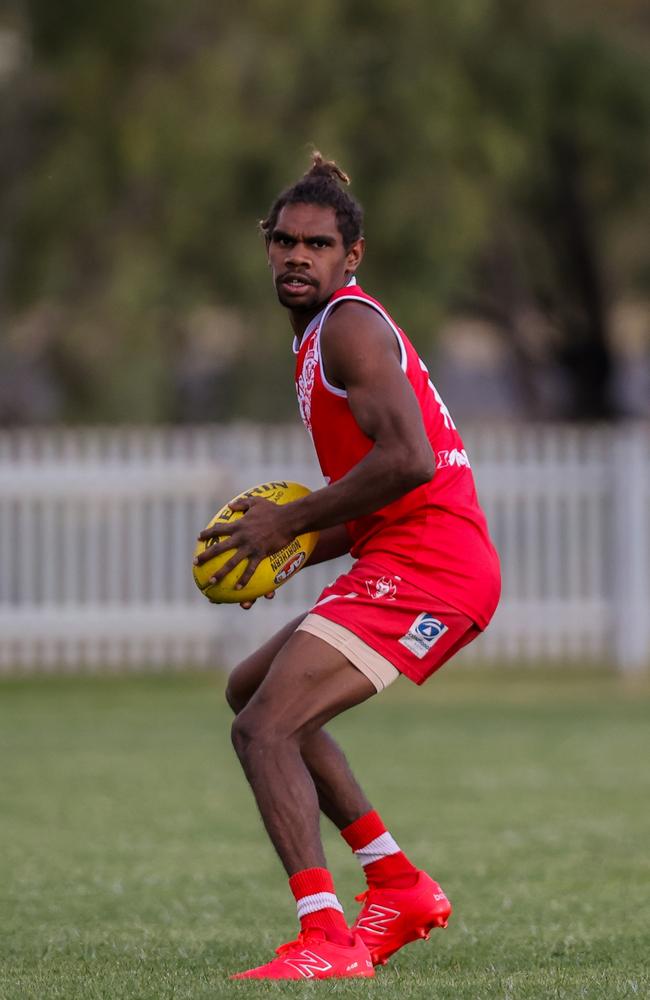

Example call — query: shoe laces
[275,928,326,957]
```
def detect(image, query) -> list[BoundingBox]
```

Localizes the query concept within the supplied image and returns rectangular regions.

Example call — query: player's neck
[287,276,357,338]
[288,308,321,339]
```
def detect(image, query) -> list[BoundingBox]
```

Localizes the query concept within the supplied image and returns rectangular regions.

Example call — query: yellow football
[193,481,319,604]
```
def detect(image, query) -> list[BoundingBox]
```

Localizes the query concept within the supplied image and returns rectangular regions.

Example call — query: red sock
[341,810,419,890]
[289,867,353,946]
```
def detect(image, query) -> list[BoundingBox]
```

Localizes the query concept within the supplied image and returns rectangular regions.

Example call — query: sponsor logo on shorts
[398,613,448,659]
[273,551,306,584]
[365,575,400,601]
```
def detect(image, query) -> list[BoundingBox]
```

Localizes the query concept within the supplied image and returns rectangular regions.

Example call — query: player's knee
[225,674,246,714]
[231,708,286,759]
[231,712,258,758]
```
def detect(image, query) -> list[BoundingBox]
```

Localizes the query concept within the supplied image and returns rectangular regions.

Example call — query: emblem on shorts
[398,613,448,659]
[365,575,400,601]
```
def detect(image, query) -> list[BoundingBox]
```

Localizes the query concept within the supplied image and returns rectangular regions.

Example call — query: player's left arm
[283,301,435,534]
[197,303,434,589]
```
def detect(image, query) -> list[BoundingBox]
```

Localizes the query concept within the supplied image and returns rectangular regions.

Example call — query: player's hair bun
[306,150,350,186]
[261,149,363,249]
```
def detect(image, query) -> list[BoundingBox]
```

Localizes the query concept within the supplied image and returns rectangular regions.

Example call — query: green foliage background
[0,0,648,422]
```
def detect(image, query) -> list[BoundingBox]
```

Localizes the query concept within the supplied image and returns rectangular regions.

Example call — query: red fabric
[300,908,352,945]
[288,867,352,946]
[341,810,386,852]
[363,854,418,890]
[294,283,501,631]
[289,866,335,901]
[340,811,417,890]
[309,557,480,685]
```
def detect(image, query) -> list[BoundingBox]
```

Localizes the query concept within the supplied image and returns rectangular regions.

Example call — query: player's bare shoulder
[320,300,402,389]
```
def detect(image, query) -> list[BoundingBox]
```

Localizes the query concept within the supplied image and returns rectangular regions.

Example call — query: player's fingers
[233,553,262,591]
[206,550,248,584]
[228,499,252,512]
[239,589,273,609]
[197,523,235,543]
[193,539,235,565]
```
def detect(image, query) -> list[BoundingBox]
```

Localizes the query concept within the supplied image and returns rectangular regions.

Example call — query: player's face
[267,203,364,318]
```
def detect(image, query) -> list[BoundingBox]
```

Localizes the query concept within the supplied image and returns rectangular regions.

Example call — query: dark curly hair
[260,151,364,250]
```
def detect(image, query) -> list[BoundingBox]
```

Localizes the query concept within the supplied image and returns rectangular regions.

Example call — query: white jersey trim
[292,306,325,355]
[316,295,408,398]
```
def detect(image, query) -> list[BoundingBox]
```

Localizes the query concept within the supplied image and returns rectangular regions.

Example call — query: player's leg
[226,576,464,970]
[230,628,376,874]
[270,564,465,967]
[225,613,304,713]
[339,610,477,965]
[229,629,377,980]
[226,616,373,828]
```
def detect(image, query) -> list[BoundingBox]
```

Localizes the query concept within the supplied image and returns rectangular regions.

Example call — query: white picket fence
[0,423,648,674]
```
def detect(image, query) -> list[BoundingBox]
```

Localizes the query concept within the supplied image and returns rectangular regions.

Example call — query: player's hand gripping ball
[193,481,319,604]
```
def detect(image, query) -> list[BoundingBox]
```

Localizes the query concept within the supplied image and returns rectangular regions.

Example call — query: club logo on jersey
[398,613,448,659]
[283,950,334,979]
[364,575,400,601]
[296,334,319,435]
[355,903,401,935]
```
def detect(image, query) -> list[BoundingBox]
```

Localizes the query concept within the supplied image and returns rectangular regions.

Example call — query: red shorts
[308,556,481,685]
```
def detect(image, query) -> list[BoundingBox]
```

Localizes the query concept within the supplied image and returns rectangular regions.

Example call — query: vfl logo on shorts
[398,613,448,659]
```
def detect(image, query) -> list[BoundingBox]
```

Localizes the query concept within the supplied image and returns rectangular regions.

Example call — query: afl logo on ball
[398,613,448,659]
[274,551,306,585]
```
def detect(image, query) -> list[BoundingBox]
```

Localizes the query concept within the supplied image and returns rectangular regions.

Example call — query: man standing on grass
[195,153,501,980]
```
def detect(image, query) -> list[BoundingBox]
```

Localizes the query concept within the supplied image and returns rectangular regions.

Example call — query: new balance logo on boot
[352,871,452,966]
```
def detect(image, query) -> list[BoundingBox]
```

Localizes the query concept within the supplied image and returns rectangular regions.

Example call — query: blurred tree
[0,0,648,423]
[462,3,650,418]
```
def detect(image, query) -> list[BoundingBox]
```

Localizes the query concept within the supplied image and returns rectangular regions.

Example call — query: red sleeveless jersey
[294,282,501,629]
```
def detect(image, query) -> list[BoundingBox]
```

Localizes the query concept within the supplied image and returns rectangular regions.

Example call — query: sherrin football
[193,481,319,604]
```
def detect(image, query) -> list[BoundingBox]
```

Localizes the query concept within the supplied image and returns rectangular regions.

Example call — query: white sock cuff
[296,891,344,919]
[354,831,401,867]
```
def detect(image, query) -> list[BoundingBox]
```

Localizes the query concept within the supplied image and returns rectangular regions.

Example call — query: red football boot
[230,929,375,980]
[351,870,452,966]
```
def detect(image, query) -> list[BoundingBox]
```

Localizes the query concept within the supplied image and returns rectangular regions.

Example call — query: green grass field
[1,666,649,1000]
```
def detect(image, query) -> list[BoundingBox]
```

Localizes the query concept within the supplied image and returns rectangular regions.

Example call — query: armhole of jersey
[317,295,408,398]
